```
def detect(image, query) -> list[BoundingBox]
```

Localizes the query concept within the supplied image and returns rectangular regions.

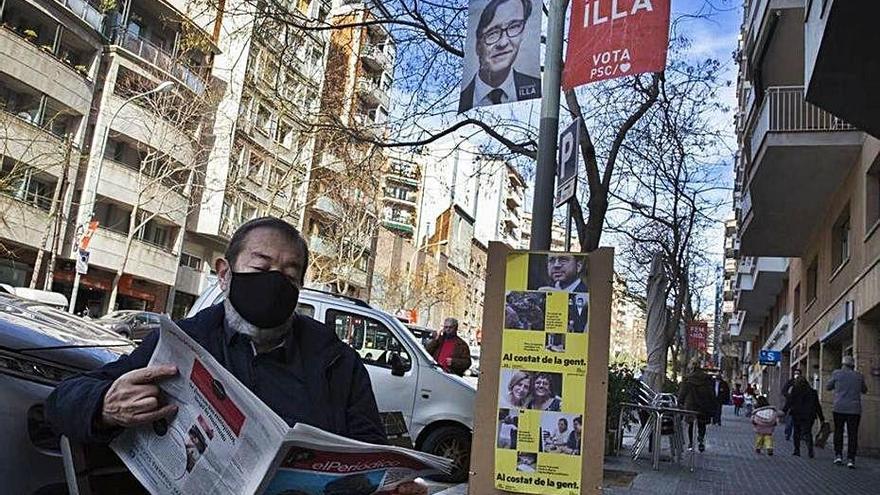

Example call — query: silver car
[0,292,133,494]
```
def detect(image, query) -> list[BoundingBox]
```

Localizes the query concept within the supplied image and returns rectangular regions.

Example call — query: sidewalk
[605,405,880,495]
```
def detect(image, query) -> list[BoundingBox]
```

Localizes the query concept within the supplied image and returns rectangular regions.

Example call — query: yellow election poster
[494,251,589,495]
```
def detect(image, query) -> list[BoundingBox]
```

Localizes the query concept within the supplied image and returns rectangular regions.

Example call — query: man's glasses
[481,19,526,45]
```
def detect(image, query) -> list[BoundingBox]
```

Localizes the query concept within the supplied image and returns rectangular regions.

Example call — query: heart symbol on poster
[620,63,632,73]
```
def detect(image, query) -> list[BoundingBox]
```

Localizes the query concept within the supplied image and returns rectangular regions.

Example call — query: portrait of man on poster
[459,0,542,112]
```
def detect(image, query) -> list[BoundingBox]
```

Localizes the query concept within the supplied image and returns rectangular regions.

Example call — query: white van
[188,285,475,482]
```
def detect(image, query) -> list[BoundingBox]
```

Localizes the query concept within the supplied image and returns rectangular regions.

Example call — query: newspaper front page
[111,317,453,495]
[111,317,289,494]
[260,424,452,495]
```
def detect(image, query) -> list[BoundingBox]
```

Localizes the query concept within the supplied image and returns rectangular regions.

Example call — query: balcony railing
[117,30,206,94]
[57,0,104,32]
[750,86,855,158]
[361,43,392,69]
[356,79,389,108]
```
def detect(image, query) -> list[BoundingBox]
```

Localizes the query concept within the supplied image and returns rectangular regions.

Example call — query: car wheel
[421,426,471,483]
[119,330,132,340]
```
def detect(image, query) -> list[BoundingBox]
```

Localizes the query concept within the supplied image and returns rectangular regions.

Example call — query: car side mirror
[390,352,407,377]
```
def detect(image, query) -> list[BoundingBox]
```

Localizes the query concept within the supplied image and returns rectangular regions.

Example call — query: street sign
[555,118,580,207]
[75,249,90,275]
[759,350,781,365]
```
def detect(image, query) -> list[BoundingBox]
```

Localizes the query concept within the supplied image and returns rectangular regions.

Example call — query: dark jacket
[425,334,472,376]
[458,71,542,112]
[784,384,825,424]
[45,304,385,445]
[678,369,717,417]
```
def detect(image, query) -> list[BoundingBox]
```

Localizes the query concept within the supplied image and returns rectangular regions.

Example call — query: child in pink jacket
[752,396,779,455]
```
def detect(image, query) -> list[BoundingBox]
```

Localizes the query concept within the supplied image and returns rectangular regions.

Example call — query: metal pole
[564,202,572,252]
[529,0,566,251]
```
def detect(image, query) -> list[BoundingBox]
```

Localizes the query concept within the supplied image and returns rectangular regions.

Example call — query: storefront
[53,261,169,315]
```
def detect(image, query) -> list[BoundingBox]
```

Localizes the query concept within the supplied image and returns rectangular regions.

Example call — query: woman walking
[783,376,825,458]
[732,384,745,416]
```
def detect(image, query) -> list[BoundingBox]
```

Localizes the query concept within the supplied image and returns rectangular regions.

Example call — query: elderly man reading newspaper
[46,217,432,495]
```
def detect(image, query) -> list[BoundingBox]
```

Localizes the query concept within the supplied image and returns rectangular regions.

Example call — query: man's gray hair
[842,355,855,368]
[444,317,459,329]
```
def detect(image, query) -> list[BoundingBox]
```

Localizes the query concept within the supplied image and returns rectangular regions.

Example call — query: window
[806,258,818,305]
[138,219,174,250]
[255,104,272,135]
[793,283,801,322]
[326,310,410,370]
[247,151,265,183]
[179,253,202,271]
[867,157,880,233]
[295,303,315,318]
[275,119,294,147]
[94,200,131,235]
[832,207,850,269]
[297,0,310,14]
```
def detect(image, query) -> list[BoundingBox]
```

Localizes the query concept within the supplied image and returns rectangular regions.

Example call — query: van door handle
[420,389,431,399]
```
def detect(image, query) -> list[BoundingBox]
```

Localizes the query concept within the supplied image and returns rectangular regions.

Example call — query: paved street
[605,406,880,495]
[429,406,880,495]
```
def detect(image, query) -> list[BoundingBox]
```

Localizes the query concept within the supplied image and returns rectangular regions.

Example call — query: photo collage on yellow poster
[494,252,589,495]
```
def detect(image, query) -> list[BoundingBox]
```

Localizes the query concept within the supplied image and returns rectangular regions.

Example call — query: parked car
[0,291,134,494]
[405,323,436,347]
[465,346,481,378]
[189,286,476,482]
[95,310,161,340]
[0,284,69,309]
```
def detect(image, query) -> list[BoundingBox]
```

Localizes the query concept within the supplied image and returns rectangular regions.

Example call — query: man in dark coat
[678,361,717,452]
[45,217,426,493]
[712,375,731,425]
[783,376,825,458]
[425,317,472,376]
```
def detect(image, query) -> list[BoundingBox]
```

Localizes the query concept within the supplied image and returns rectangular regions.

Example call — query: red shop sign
[563,0,671,89]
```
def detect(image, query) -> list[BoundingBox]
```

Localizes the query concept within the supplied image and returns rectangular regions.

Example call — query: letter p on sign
[555,119,580,207]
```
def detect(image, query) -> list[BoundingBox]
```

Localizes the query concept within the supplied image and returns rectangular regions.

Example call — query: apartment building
[473,159,526,247]
[731,0,880,454]
[610,273,648,366]
[0,0,220,314]
[177,0,332,316]
[381,149,422,239]
[301,0,395,299]
[519,212,579,252]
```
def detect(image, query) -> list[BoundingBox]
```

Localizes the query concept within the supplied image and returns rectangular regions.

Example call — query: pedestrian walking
[782,368,802,440]
[783,376,825,458]
[678,359,716,452]
[751,396,779,455]
[826,355,868,468]
[732,383,745,416]
[744,384,756,417]
[712,374,730,425]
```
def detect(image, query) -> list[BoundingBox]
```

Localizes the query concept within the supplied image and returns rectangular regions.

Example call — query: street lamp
[67,81,176,313]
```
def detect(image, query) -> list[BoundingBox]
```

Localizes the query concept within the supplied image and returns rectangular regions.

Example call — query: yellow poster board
[470,244,612,495]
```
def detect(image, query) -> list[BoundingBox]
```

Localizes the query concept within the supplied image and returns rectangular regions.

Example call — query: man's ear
[216,257,231,291]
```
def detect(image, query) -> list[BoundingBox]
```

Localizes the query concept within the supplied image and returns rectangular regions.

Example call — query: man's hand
[393,480,428,495]
[101,365,179,428]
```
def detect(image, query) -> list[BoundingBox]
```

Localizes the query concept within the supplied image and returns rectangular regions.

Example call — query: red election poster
[687,321,709,352]
[563,0,671,89]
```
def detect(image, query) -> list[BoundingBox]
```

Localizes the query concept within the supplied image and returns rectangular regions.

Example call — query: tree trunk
[30,137,72,288]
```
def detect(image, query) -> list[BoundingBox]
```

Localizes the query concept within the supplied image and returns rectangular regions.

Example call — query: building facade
[731,0,880,454]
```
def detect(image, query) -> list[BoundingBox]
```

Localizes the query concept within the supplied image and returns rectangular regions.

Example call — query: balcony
[0,107,79,174]
[735,256,787,324]
[739,87,863,256]
[762,312,792,353]
[311,196,342,218]
[116,30,207,94]
[97,159,188,225]
[804,0,880,138]
[174,265,205,296]
[0,21,95,115]
[356,78,389,109]
[361,43,392,71]
[88,229,178,286]
[743,0,804,69]
[57,0,105,33]
[0,193,52,250]
[382,218,414,236]
[105,94,196,167]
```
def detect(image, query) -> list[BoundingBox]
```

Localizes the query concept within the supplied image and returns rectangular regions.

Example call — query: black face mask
[228,271,300,328]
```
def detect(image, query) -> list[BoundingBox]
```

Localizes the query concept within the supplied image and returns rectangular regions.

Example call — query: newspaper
[111,317,452,495]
